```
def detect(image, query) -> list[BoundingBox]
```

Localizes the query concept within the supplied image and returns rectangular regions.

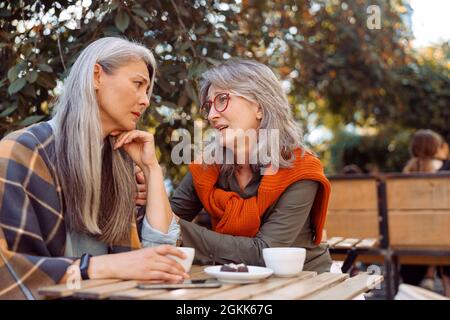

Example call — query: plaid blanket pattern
[0,122,143,299]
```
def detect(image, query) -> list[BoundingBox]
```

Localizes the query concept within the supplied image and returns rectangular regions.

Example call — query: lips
[131,111,141,118]
[214,124,229,131]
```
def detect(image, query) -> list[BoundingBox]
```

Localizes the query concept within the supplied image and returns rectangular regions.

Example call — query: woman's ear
[256,106,263,120]
[93,63,102,90]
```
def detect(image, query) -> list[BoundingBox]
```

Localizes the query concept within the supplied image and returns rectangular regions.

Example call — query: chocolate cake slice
[220,263,249,272]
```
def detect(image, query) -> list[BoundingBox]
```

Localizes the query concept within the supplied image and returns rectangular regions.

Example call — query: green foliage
[329,125,412,173]
[0,0,448,181]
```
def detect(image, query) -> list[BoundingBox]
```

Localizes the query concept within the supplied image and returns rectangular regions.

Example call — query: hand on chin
[109,124,137,137]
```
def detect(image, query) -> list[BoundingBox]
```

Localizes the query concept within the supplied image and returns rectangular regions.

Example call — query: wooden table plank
[326,237,344,247]
[305,273,384,300]
[38,279,120,299]
[38,267,382,300]
[73,280,138,299]
[355,238,378,249]
[189,265,214,279]
[146,283,239,300]
[250,272,348,300]
[90,265,213,300]
[334,238,361,249]
[201,271,317,300]
[109,288,168,300]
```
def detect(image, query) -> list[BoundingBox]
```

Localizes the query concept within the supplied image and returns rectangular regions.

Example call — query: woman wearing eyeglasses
[156,59,332,272]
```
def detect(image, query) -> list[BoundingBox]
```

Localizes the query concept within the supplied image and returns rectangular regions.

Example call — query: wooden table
[38,265,383,300]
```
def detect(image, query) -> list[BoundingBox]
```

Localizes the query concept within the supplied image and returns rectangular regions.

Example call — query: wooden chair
[322,172,450,299]
[324,174,387,263]
[325,175,381,245]
[386,173,450,250]
[384,172,450,294]
[323,174,393,298]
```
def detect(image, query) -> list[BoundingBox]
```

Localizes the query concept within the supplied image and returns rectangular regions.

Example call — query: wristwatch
[79,253,92,280]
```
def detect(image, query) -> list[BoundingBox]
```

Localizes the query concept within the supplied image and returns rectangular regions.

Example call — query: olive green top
[170,170,332,273]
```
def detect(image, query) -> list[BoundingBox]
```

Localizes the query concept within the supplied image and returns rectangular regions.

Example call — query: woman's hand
[88,245,189,282]
[113,130,159,171]
[135,165,147,206]
[111,130,173,234]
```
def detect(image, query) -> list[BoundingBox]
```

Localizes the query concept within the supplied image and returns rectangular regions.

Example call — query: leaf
[288,40,304,50]
[132,15,147,30]
[7,62,26,82]
[131,7,153,19]
[0,78,7,88]
[0,105,17,117]
[195,26,208,35]
[185,81,199,106]
[19,115,46,126]
[109,0,119,10]
[7,66,19,82]
[26,70,38,83]
[155,77,173,93]
[22,84,37,98]
[0,9,12,18]
[177,4,190,18]
[115,11,130,32]
[0,30,14,41]
[38,64,53,73]
[187,61,207,79]
[23,44,33,57]
[36,73,56,89]
[205,57,221,66]
[8,78,27,95]
[161,100,179,110]
[178,42,191,53]
[200,36,223,44]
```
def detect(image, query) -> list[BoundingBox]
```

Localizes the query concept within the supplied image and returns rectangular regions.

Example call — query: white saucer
[203,265,273,284]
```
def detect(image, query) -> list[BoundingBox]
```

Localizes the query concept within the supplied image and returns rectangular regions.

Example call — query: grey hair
[52,37,156,244]
[199,59,306,176]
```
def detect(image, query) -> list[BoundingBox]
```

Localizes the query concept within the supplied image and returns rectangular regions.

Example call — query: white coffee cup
[263,247,306,277]
[168,247,195,273]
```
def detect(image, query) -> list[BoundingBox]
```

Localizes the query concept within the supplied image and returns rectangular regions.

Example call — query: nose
[207,105,220,122]
[139,93,150,109]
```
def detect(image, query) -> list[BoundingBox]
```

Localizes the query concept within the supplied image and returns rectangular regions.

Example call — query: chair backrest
[325,175,380,240]
[385,173,450,247]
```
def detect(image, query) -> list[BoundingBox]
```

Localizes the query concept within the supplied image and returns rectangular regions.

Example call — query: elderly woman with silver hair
[0,37,189,299]
[156,60,333,272]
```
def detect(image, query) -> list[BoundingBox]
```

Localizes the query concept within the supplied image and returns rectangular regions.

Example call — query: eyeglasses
[200,92,231,120]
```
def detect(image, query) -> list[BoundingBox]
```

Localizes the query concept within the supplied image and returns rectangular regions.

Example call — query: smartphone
[137,279,222,290]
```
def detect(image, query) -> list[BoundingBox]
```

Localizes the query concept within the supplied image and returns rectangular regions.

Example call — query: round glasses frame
[200,92,230,120]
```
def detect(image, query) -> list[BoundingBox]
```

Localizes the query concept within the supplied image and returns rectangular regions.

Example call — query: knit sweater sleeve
[169,172,204,221]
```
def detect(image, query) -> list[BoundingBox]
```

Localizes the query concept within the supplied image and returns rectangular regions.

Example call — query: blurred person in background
[402,129,450,296]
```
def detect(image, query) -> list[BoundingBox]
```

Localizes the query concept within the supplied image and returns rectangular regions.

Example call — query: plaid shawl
[0,122,143,299]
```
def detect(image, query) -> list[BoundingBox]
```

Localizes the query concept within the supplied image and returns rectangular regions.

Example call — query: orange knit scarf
[189,149,331,244]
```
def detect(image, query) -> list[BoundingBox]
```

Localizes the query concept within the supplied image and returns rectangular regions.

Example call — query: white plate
[203,266,273,284]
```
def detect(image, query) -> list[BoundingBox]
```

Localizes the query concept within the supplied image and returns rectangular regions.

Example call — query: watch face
[79,253,92,280]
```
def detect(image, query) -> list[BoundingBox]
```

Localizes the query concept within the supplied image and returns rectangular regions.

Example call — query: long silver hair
[52,37,156,244]
[199,59,305,176]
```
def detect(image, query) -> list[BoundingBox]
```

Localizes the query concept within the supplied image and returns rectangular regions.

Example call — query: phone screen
[137,279,222,290]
